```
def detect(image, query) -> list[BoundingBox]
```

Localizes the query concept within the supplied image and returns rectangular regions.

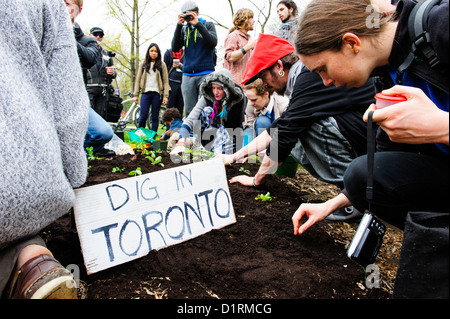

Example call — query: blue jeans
[243,115,272,147]
[181,74,208,117]
[139,91,162,132]
[84,108,114,154]
[290,117,357,188]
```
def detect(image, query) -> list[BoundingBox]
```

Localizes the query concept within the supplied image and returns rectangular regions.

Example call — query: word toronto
[177,303,272,316]
[74,159,236,274]
[92,184,232,262]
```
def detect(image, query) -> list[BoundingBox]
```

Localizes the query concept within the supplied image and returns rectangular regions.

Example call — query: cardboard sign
[73,159,235,274]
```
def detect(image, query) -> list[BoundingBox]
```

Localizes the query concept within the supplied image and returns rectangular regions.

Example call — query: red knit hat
[241,34,295,85]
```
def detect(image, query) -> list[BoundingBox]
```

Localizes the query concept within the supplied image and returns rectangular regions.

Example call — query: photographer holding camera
[87,27,118,121]
[171,0,218,117]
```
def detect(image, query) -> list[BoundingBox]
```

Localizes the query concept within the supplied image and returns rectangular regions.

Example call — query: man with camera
[171,0,218,117]
[87,27,117,120]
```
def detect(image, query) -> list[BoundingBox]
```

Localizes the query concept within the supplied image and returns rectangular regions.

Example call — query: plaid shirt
[223,30,253,86]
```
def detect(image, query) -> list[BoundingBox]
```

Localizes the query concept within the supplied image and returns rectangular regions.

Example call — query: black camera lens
[184,14,193,22]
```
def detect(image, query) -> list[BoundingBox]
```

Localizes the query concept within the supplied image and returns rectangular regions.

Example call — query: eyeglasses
[93,32,104,38]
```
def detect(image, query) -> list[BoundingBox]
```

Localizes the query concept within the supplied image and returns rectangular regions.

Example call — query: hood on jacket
[200,68,244,109]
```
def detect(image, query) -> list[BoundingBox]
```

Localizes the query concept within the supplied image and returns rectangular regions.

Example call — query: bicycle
[112,93,141,131]
[112,92,167,132]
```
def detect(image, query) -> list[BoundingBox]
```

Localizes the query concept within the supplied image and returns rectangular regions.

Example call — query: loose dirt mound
[41,152,400,299]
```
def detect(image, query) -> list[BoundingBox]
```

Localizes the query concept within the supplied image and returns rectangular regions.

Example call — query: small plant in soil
[129,167,142,176]
[239,167,251,175]
[146,151,164,167]
[86,147,104,161]
[192,148,214,162]
[136,136,151,155]
[255,192,273,202]
[112,167,125,173]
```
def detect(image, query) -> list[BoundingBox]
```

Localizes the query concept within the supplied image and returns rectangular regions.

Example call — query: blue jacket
[162,118,183,140]
[171,18,217,76]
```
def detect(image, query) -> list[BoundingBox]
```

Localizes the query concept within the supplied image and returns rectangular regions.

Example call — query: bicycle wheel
[159,104,167,125]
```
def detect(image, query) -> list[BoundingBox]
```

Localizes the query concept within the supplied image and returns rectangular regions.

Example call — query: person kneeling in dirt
[161,108,183,142]
[169,68,247,156]
[0,0,89,299]
[242,79,289,147]
[292,0,448,299]
[217,34,377,222]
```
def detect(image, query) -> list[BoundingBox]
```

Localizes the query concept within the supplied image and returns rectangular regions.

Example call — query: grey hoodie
[0,0,89,249]
[181,68,246,137]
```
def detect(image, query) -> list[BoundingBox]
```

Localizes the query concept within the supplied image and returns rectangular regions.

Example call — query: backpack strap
[396,0,442,84]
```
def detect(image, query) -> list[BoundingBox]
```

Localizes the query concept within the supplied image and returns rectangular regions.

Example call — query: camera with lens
[183,14,193,22]
[347,212,386,266]
[106,51,116,58]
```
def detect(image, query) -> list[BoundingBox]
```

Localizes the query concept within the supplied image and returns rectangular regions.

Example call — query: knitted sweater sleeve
[49,8,89,188]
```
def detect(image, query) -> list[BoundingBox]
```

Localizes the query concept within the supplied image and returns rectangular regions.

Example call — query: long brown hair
[295,0,393,55]
[144,43,162,73]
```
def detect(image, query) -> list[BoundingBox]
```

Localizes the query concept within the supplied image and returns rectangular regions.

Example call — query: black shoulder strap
[396,0,442,84]
[366,112,376,211]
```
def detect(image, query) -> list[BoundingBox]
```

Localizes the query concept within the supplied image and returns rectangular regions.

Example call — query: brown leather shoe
[7,254,77,299]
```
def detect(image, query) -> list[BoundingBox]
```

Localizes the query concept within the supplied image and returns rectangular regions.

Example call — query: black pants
[167,80,184,117]
[344,151,449,298]
[87,86,108,120]
[344,151,449,229]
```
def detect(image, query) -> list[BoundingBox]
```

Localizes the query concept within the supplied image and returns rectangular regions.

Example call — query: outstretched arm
[292,193,352,235]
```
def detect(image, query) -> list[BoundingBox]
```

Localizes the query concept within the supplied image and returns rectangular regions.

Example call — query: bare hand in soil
[229,175,253,186]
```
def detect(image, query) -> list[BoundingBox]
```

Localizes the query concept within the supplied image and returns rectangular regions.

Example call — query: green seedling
[146,152,164,167]
[239,167,251,175]
[192,148,214,162]
[112,167,125,173]
[86,146,104,161]
[255,192,273,202]
[129,167,142,176]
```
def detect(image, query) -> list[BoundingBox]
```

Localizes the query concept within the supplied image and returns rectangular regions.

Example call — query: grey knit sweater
[0,0,89,249]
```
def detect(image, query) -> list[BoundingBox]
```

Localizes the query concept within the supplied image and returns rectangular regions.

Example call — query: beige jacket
[243,93,289,129]
[134,61,169,99]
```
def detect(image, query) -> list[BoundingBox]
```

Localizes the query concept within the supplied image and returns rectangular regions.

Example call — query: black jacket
[74,24,98,84]
[267,67,376,162]
[389,0,449,94]
[87,47,117,86]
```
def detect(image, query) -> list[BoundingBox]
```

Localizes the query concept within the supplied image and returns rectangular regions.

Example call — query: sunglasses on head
[93,32,104,38]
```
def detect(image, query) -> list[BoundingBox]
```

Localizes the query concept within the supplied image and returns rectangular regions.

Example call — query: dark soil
[40,152,396,299]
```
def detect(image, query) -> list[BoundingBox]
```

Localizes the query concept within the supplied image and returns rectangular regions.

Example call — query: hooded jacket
[179,69,246,139]
[172,18,217,75]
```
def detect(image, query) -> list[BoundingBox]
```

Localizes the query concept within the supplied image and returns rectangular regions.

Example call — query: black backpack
[396,0,448,93]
